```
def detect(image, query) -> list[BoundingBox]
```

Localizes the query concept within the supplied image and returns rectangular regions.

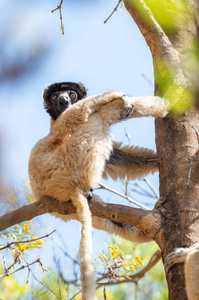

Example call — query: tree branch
[0,196,161,238]
[123,0,179,61]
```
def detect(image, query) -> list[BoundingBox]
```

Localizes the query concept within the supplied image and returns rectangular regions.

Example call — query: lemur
[29,82,168,299]
[165,242,199,300]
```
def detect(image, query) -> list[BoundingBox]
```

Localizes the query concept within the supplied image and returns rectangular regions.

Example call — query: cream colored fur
[29,92,134,300]
[128,95,169,119]
[165,242,199,300]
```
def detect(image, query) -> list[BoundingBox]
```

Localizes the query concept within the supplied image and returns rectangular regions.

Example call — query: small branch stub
[104,0,123,24]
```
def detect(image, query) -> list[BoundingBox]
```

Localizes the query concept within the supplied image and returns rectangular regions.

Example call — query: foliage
[0,224,44,260]
[0,223,167,300]
[97,239,143,283]
[154,57,195,114]
[144,0,191,32]
[95,237,167,300]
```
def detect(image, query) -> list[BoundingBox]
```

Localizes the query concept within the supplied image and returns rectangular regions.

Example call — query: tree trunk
[123,0,199,299]
[156,109,199,299]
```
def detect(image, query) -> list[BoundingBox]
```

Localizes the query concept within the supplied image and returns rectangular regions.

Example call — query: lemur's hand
[120,95,134,118]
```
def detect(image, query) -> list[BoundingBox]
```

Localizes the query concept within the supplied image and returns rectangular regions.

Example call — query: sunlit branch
[0,195,159,237]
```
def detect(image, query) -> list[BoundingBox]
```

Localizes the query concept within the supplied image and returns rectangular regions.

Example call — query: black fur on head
[43,82,87,120]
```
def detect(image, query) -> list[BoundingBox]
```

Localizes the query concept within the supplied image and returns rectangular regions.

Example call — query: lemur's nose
[59,97,69,105]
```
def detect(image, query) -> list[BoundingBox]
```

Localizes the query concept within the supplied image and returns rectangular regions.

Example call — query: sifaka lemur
[29,82,168,299]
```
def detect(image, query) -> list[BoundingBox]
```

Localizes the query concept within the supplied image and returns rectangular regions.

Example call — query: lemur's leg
[103,143,158,180]
[102,96,168,181]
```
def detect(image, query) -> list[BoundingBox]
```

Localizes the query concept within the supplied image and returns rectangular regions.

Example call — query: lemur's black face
[43,82,87,120]
[51,90,78,113]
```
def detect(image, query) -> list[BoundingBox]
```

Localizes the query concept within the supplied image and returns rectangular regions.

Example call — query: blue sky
[0,0,159,282]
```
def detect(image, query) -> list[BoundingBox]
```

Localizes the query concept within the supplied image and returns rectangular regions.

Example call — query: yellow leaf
[23,224,30,235]
[135,256,143,267]
[16,243,26,253]
[36,239,44,245]
[108,245,115,249]
[130,265,136,272]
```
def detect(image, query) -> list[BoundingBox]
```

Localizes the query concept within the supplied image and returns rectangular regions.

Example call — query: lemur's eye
[69,91,78,101]
[51,94,57,101]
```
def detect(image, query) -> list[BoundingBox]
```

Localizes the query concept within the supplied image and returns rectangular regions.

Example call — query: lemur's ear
[77,82,87,98]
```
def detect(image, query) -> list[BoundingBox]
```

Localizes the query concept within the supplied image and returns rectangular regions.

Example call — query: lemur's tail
[92,216,152,243]
[103,142,158,181]
[71,193,97,300]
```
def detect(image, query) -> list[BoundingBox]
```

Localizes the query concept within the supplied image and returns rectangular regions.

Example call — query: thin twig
[2,256,8,276]
[143,178,159,199]
[99,183,149,210]
[104,0,122,24]
[0,258,41,279]
[51,0,65,36]
[0,230,56,251]
[23,256,61,299]
[124,129,132,145]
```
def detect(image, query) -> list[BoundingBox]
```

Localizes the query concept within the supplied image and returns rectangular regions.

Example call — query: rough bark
[123,0,199,299]
[0,196,161,240]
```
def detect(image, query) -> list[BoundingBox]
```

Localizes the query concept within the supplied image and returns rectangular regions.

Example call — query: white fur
[129,96,169,118]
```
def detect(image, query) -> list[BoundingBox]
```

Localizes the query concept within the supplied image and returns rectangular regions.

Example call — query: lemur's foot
[155,196,167,209]
[84,188,93,202]
[100,92,134,118]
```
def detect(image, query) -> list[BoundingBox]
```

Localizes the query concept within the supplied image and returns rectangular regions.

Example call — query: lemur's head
[43,82,87,120]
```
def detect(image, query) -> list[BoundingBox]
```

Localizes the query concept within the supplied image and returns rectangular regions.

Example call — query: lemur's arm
[128,96,169,119]
[50,92,132,135]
